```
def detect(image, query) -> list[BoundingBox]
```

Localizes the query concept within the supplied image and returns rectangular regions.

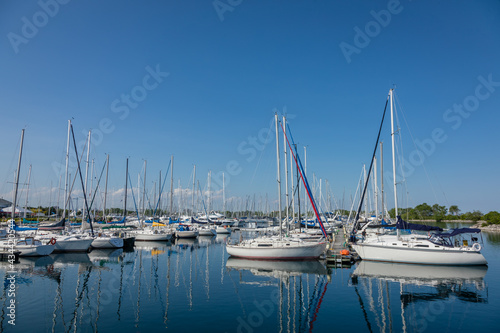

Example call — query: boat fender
[48,238,56,245]
[472,243,481,251]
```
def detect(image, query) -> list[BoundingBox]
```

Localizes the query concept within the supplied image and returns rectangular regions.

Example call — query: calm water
[1,225,499,333]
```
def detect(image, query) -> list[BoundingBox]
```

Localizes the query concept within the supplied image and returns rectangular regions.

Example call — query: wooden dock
[325,226,355,267]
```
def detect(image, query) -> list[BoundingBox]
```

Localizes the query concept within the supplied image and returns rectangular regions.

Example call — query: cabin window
[392,243,397,245]
[257,244,272,247]
[415,244,429,248]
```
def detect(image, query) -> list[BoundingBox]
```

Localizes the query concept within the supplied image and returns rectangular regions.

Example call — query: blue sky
[1,0,499,214]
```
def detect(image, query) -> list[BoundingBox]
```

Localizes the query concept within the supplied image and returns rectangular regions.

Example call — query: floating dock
[325,226,355,267]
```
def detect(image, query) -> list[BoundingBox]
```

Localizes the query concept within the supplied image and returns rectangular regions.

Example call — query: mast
[103,154,109,222]
[82,130,91,223]
[374,156,378,221]
[56,173,61,219]
[274,114,282,239]
[11,129,24,221]
[363,164,367,220]
[142,160,147,221]
[192,165,196,216]
[124,158,129,225]
[290,146,295,227]
[90,159,95,218]
[283,116,289,234]
[63,120,71,219]
[222,172,226,216]
[169,155,174,216]
[158,171,162,215]
[380,142,384,221]
[304,146,307,229]
[390,89,398,218]
[23,164,32,219]
[208,170,211,220]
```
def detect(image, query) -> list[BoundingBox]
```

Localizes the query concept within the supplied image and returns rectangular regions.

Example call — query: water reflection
[351,261,488,333]
[227,258,330,333]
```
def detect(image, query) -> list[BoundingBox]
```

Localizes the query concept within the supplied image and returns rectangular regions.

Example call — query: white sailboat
[226,114,327,260]
[350,89,487,266]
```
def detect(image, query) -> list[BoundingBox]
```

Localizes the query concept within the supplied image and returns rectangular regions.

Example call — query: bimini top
[395,216,443,232]
[438,228,482,237]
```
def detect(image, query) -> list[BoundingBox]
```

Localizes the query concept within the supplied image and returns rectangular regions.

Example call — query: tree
[462,210,483,222]
[449,205,460,216]
[414,203,433,219]
[432,204,448,222]
[483,211,500,225]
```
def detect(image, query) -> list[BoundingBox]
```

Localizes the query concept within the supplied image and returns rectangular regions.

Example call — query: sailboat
[350,89,487,266]
[226,114,327,260]
[1,130,55,256]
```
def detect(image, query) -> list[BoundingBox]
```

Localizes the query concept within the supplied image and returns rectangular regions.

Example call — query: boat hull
[175,230,199,238]
[352,243,488,266]
[216,227,231,234]
[17,244,54,257]
[226,241,326,260]
[91,237,124,249]
[198,229,216,236]
[134,232,172,241]
[53,238,93,253]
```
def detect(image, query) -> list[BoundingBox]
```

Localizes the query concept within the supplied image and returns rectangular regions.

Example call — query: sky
[0,0,499,214]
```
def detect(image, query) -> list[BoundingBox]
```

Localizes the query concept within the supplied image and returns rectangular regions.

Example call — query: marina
[0,228,499,332]
[1,1,499,332]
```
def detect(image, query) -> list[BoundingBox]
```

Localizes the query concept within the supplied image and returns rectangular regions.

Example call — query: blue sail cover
[395,216,443,232]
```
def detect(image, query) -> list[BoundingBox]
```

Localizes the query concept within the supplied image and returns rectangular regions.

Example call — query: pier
[326,226,355,267]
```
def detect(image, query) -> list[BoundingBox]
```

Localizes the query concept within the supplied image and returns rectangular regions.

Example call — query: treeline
[388,203,500,225]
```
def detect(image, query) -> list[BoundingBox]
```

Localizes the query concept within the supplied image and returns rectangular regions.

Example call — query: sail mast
[192,165,196,216]
[274,114,282,239]
[380,142,384,221]
[170,155,174,216]
[283,116,289,235]
[63,120,71,219]
[82,130,91,224]
[11,129,25,221]
[103,154,109,222]
[124,158,129,225]
[390,89,398,218]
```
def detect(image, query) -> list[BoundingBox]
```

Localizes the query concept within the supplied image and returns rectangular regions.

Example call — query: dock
[325,226,355,267]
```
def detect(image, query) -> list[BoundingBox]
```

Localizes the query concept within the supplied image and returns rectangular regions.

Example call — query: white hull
[54,238,93,252]
[352,238,487,266]
[198,228,216,236]
[17,244,54,257]
[175,230,199,238]
[227,238,326,260]
[91,237,124,249]
[133,231,172,241]
[216,226,231,234]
